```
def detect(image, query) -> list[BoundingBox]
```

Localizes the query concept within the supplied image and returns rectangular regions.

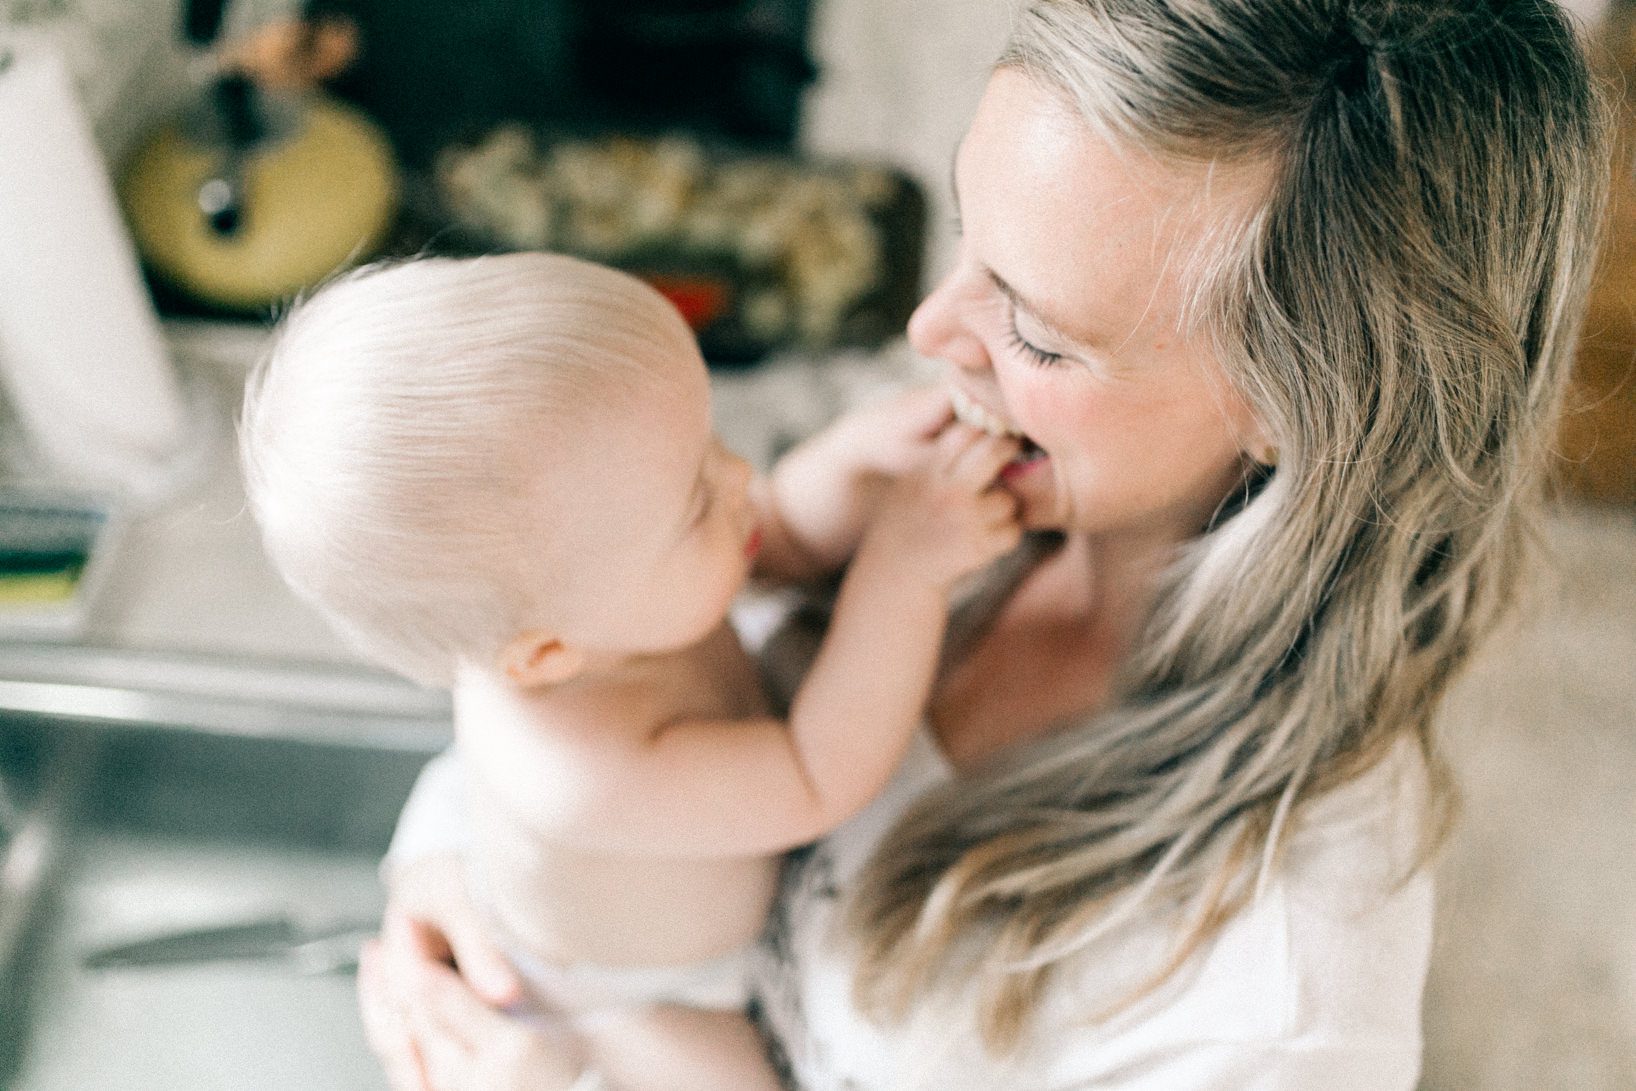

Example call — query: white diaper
[502,939,756,1018]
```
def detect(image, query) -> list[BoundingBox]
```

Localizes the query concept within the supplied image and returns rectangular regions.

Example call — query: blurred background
[0,1,1630,1088]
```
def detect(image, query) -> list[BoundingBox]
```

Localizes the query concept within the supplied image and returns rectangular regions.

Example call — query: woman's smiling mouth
[949,387,1048,477]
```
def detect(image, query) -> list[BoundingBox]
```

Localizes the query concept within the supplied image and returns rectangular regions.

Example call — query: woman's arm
[358,857,792,1091]
[360,914,586,1091]
[359,850,539,1091]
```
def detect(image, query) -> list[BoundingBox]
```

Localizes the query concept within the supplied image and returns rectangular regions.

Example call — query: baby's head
[242,253,758,688]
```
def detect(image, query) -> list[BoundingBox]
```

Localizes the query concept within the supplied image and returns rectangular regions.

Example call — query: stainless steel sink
[0,646,450,1091]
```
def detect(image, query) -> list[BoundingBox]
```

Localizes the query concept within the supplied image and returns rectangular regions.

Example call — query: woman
[359,1,1608,1087]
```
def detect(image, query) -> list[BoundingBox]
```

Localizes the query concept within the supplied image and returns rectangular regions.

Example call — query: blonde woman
[357,1,1609,1087]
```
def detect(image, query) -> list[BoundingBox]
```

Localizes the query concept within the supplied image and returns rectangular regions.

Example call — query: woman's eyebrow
[986,267,1097,349]
[950,141,1104,349]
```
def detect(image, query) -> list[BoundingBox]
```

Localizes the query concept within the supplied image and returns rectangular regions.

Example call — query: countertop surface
[81,320,363,668]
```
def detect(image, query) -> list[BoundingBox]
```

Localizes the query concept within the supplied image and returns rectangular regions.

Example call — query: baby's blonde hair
[240,252,694,686]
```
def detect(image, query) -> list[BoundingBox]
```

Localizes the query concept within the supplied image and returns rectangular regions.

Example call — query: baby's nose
[713,443,752,495]
[724,450,754,495]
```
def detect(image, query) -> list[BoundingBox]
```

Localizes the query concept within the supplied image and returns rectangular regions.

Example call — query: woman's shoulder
[1282,733,1434,914]
[1032,738,1435,1087]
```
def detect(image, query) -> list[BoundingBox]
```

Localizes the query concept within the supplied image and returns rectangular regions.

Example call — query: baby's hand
[756,386,958,580]
[859,422,1022,592]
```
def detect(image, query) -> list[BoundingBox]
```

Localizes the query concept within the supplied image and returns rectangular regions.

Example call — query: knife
[82,912,376,975]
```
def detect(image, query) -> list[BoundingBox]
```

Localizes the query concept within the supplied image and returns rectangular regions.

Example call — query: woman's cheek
[1007,372,1100,450]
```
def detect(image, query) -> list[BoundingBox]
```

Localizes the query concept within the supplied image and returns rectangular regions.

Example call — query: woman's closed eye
[1005,309,1067,368]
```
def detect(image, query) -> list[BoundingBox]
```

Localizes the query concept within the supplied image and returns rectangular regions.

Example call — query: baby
[240,252,1020,1089]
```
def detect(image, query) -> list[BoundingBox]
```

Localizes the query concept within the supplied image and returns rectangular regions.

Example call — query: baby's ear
[497,630,587,687]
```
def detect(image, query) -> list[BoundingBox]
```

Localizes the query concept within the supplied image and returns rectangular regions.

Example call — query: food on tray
[434,126,919,359]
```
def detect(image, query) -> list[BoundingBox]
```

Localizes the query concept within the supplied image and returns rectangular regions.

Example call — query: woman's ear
[496,629,587,687]
[1239,414,1278,468]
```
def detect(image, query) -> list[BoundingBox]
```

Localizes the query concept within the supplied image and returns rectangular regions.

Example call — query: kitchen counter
[0,318,445,750]
[81,320,363,666]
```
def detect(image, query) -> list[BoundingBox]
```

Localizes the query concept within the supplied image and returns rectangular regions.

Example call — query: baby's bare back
[456,622,782,967]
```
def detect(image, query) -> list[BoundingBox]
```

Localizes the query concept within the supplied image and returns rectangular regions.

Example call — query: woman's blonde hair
[240,252,691,686]
[848,0,1610,1050]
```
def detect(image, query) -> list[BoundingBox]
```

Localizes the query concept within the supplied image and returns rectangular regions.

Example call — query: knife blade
[82,913,375,973]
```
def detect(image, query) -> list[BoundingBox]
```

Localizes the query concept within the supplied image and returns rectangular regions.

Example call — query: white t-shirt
[389,727,1433,1091]
[748,727,1433,1090]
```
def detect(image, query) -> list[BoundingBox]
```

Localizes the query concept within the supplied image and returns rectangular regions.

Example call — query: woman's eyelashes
[1004,311,1067,368]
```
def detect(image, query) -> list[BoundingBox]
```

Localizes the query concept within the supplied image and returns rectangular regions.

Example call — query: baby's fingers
[893,385,959,441]
[947,430,1023,492]
[980,485,1022,522]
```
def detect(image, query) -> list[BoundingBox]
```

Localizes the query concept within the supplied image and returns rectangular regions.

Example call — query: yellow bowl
[121,95,398,310]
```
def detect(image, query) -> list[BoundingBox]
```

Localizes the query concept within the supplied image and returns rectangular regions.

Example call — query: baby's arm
[771,422,1020,826]
[545,423,1019,858]
[751,385,955,583]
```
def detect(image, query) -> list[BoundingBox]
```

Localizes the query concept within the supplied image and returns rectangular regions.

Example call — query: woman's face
[909,68,1268,541]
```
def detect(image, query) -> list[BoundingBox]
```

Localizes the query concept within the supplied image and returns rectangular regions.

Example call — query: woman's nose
[907,272,991,374]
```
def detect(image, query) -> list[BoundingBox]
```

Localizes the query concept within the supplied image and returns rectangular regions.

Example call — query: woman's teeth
[949,387,1020,439]
[949,388,1045,464]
